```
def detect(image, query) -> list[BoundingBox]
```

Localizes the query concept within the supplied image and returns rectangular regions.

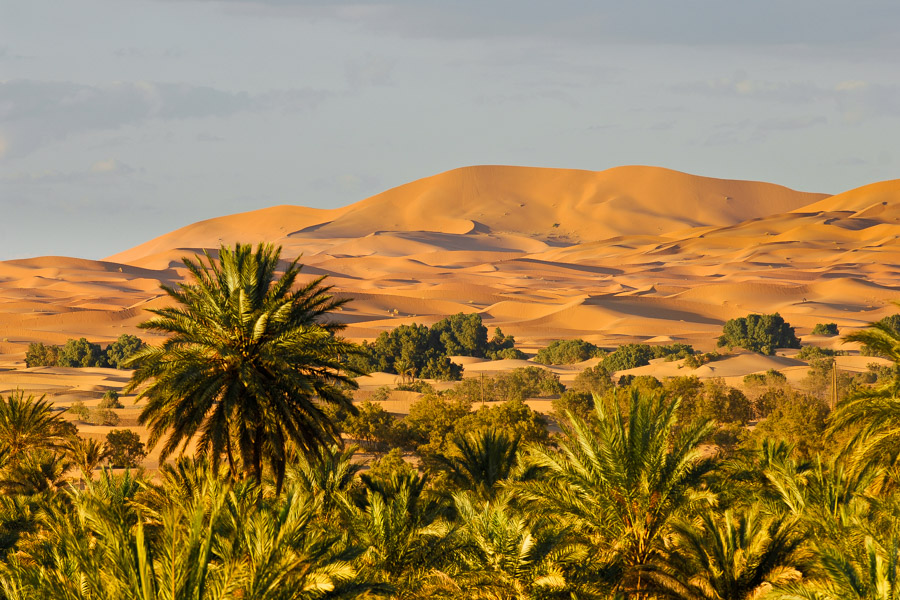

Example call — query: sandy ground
[0,164,897,468]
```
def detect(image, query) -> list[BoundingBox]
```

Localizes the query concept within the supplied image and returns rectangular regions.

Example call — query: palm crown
[126,243,362,491]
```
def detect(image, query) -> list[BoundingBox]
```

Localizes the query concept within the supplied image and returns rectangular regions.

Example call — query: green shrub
[456,399,549,446]
[98,390,123,409]
[58,338,107,368]
[811,323,839,336]
[796,346,842,360]
[104,334,147,369]
[534,339,601,365]
[572,365,614,395]
[68,401,91,422]
[105,429,146,468]
[94,409,120,427]
[717,313,800,355]
[25,342,58,367]
[348,315,520,380]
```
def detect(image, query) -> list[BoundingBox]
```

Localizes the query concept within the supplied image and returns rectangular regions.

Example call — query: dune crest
[0,165,898,365]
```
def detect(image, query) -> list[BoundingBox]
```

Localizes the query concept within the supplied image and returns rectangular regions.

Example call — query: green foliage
[104,429,146,468]
[749,390,829,458]
[718,313,801,355]
[534,338,601,365]
[57,337,107,368]
[744,369,787,388]
[571,364,614,395]
[67,401,91,423]
[457,399,550,446]
[811,322,839,336]
[126,243,361,490]
[797,345,842,360]
[94,408,120,427]
[600,342,695,371]
[404,393,472,457]
[342,400,396,452]
[857,313,900,356]
[24,342,58,368]
[448,367,565,405]
[98,390,123,409]
[351,314,522,380]
[104,333,147,369]
[365,448,417,484]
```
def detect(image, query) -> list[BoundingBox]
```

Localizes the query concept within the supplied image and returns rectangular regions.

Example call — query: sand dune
[0,165,895,393]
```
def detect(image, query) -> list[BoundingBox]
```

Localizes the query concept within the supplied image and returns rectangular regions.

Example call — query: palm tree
[516,389,715,596]
[771,528,900,600]
[830,311,900,468]
[353,469,455,597]
[0,391,70,463]
[125,242,363,493]
[449,490,594,599]
[437,429,521,499]
[64,436,110,482]
[645,505,808,600]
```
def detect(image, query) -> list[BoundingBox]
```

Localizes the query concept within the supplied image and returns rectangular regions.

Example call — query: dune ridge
[0,165,898,365]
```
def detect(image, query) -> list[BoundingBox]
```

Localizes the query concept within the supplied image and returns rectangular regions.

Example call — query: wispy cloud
[0,80,334,157]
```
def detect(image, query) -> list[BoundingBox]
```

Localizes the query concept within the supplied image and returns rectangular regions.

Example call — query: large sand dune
[1,165,898,369]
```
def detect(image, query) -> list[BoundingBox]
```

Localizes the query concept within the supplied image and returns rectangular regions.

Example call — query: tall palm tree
[645,505,808,600]
[437,429,521,499]
[516,389,715,596]
[126,242,363,492]
[830,310,900,468]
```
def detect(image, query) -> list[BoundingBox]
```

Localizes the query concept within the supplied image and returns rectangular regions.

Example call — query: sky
[1,0,899,260]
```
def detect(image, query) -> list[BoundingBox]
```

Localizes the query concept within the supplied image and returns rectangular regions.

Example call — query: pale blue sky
[1,1,899,259]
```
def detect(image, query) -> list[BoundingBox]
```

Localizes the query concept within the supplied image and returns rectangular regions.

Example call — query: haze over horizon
[2,1,900,260]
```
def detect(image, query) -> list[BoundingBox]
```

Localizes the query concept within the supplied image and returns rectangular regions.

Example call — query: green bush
[94,409,120,427]
[348,315,521,380]
[572,365,614,395]
[98,390,123,409]
[24,342,58,367]
[811,323,839,336]
[57,338,107,368]
[796,346,841,360]
[105,429,146,468]
[456,399,549,446]
[68,401,91,422]
[717,313,800,355]
[104,334,147,369]
[534,339,601,365]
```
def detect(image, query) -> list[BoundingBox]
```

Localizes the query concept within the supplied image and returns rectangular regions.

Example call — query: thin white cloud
[0,80,335,157]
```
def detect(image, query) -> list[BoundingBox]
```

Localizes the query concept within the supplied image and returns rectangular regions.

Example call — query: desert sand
[1,164,898,450]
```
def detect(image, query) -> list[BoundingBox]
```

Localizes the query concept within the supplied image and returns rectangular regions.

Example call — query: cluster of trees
[534,338,602,364]
[25,334,146,369]
[349,313,524,380]
[718,313,801,355]
[600,342,695,371]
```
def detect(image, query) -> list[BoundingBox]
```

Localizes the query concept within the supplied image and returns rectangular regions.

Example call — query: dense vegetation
[718,313,801,355]
[600,342,695,371]
[811,322,839,336]
[25,334,147,369]
[349,313,523,380]
[3,244,900,599]
[534,338,601,364]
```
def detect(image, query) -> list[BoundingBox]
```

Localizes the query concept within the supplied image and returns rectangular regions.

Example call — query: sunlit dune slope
[0,165,898,368]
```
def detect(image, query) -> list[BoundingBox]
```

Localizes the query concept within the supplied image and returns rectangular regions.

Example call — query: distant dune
[1,165,898,370]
